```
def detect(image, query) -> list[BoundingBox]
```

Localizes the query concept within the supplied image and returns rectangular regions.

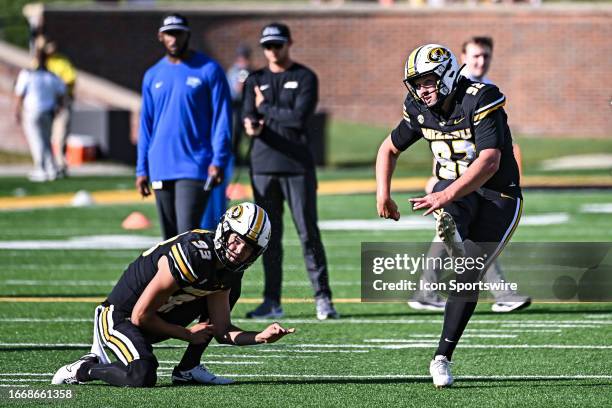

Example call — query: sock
[177,341,209,371]
[434,298,478,360]
[75,361,94,383]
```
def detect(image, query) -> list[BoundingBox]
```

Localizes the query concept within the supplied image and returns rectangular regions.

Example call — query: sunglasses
[262,43,285,50]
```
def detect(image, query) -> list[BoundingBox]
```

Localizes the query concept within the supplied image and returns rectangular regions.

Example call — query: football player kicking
[375,44,522,388]
[52,202,295,387]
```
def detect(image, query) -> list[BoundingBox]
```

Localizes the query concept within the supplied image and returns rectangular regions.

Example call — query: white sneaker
[492,297,531,313]
[171,364,234,385]
[51,353,98,385]
[434,210,465,258]
[429,355,453,388]
[28,171,48,183]
[407,299,446,312]
[316,296,339,320]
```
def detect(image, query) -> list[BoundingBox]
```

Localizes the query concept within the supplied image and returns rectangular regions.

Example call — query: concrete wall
[33,4,612,138]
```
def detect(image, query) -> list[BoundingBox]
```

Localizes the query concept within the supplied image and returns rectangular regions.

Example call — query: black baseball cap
[159,13,190,33]
[260,22,291,45]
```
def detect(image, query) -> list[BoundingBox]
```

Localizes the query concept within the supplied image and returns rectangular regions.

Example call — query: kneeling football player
[52,202,294,387]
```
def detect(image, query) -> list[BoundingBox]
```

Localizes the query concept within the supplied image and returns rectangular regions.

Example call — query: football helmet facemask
[403,44,462,108]
[214,202,271,273]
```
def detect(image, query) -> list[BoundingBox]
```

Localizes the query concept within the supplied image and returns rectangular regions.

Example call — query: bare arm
[442,148,500,201]
[411,148,501,215]
[131,256,213,344]
[207,290,295,345]
[375,135,402,221]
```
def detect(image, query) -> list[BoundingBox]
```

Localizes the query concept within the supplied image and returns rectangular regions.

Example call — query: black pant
[433,180,523,359]
[231,101,245,165]
[88,282,242,387]
[153,179,209,240]
[251,172,332,303]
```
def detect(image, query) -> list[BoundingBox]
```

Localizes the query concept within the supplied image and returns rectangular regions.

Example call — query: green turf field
[0,187,610,406]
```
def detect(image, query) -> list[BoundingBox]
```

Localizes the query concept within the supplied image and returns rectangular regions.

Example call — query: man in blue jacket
[136,13,232,240]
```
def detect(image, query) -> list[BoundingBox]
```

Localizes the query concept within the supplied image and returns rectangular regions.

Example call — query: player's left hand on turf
[255,322,296,344]
[409,191,451,216]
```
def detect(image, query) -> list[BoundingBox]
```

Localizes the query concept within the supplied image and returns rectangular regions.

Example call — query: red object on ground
[122,211,152,230]
[226,183,249,200]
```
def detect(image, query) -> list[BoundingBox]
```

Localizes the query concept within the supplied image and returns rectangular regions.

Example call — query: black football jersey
[106,230,240,315]
[391,78,521,197]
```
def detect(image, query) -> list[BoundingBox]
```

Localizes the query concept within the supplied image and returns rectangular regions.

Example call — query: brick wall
[0,61,28,153]
[42,5,612,137]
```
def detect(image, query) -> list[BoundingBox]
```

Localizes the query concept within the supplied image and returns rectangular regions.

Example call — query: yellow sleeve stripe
[474,95,506,114]
[473,99,506,122]
[246,206,265,241]
[171,244,196,283]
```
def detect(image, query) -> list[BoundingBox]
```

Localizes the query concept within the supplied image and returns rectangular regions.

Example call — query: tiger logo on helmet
[403,44,461,108]
[214,202,271,273]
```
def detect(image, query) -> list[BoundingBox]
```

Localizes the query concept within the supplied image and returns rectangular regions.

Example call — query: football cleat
[407,298,446,312]
[429,355,454,389]
[315,296,340,320]
[245,299,284,319]
[492,296,531,313]
[171,364,234,385]
[434,210,465,258]
[51,353,98,385]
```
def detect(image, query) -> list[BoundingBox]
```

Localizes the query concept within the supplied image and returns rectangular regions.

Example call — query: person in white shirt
[461,36,494,84]
[14,47,66,182]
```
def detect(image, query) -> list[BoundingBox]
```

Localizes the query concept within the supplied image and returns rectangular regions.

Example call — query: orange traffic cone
[226,183,250,200]
[122,211,152,230]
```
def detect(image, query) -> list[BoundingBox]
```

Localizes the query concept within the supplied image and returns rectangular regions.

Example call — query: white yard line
[0,318,92,323]
[257,349,370,353]
[583,314,612,319]
[580,203,612,214]
[466,329,562,333]
[0,279,359,287]
[500,324,601,329]
[0,373,55,376]
[0,317,608,326]
[2,374,611,381]
[157,361,262,366]
[1,342,609,350]
[156,355,314,360]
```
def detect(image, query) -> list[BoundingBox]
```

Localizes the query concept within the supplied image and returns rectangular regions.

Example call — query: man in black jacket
[242,22,338,320]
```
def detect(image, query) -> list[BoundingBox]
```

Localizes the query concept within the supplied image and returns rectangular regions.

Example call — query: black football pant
[251,172,332,303]
[432,180,523,360]
[153,179,210,240]
[86,281,242,387]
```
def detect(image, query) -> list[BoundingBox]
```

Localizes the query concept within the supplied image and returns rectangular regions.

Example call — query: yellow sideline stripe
[0,297,361,304]
[0,175,610,211]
